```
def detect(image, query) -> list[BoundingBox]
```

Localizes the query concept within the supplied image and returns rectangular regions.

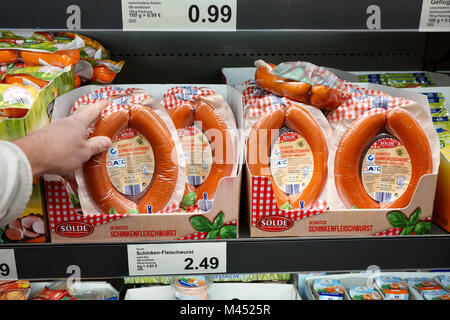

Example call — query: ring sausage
[168,102,195,129]
[384,107,433,209]
[284,104,328,208]
[247,105,327,209]
[83,107,137,214]
[255,62,311,104]
[129,104,179,214]
[334,107,432,209]
[193,100,234,202]
[83,104,179,214]
[247,108,288,208]
[92,65,117,84]
[168,99,234,206]
[21,49,80,68]
[309,84,342,110]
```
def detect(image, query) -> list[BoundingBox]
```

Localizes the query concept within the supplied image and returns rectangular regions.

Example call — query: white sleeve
[0,141,33,227]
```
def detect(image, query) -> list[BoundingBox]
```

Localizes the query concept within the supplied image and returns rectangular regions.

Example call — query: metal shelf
[1,223,448,281]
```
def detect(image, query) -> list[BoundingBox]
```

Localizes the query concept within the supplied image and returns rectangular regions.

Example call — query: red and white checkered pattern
[162,86,216,110]
[327,83,414,122]
[250,176,327,226]
[177,220,238,240]
[45,181,128,231]
[372,216,432,236]
[45,180,186,231]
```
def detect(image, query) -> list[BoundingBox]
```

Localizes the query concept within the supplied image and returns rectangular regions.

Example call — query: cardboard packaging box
[44,84,243,243]
[223,66,440,238]
[0,68,74,243]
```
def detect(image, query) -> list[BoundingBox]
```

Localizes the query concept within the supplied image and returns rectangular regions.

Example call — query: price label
[121,0,237,31]
[127,242,227,276]
[0,249,18,280]
[419,0,450,31]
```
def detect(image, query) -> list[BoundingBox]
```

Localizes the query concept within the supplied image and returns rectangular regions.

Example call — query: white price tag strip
[0,249,18,280]
[122,0,237,31]
[127,242,227,276]
[419,0,450,31]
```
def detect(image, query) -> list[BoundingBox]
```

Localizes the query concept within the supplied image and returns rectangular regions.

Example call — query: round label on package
[178,126,213,186]
[361,135,412,204]
[106,128,155,196]
[270,129,314,195]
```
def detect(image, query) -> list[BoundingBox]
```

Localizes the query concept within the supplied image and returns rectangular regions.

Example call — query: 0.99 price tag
[0,249,18,280]
[121,0,237,31]
[127,242,227,276]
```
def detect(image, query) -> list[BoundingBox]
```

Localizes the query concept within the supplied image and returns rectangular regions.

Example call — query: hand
[13,101,112,178]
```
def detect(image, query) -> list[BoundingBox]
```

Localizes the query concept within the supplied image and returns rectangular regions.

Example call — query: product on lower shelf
[358,72,435,88]
[312,279,346,300]
[374,276,409,300]
[172,275,210,300]
[162,86,239,212]
[422,289,450,300]
[0,281,30,300]
[349,286,383,300]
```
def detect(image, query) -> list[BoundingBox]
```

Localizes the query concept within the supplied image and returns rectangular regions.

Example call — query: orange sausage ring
[334,107,433,209]
[83,104,179,214]
[255,62,343,110]
[247,104,328,209]
[168,100,234,204]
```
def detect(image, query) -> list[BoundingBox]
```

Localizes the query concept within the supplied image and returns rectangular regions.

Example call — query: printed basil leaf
[280,202,292,211]
[180,192,197,210]
[400,226,414,235]
[213,212,225,230]
[352,205,359,209]
[206,230,219,239]
[219,225,237,239]
[414,221,431,235]
[387,211,409,228]
[126,208,138,215]
[68,193,80,208]
[190,216,214,232]
[408,208,421,226]
[109,207,119,215]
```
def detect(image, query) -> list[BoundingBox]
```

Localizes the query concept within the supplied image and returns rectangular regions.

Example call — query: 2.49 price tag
[127,242,227,276]
[0,249,18,280]
[121,0,237,31]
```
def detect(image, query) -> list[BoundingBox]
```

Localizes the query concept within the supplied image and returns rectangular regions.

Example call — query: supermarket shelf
[0,0,427,31]
[1,223,449,280]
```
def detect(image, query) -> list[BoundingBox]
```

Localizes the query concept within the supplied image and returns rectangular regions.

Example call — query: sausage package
[71,86,186,215]
[44,84,243,243]
[234,60,440,238]
[161,86,240,212]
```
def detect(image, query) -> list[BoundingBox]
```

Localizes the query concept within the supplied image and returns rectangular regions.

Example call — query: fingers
[86,136,112,156]
[73,100,109,127]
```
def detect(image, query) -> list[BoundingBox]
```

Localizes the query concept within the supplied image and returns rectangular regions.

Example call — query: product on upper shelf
[358,72,435,88]
[245,93,329,210]
[74,87,185,214]
[161,86,238,212]
[1,65,70,89]
[56,32,125,85]
[172,275,210,300]
[312,278,346,300]
[0,281,30,300]
[374,276,409,300]
[254,60,348,110]
[349,286,383,300]
[333,107,433,209]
